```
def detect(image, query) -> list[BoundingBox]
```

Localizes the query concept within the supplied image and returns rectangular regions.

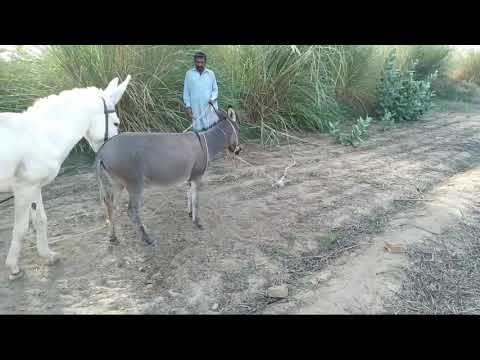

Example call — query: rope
[183,105,296,188]
[26,225,107,250]
[235,155,296,188]
[0,195,14,205]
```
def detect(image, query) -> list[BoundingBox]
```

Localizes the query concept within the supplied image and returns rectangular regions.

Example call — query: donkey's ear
[227,107,236,122]
[106,75,131,105]
[104,77,119,92]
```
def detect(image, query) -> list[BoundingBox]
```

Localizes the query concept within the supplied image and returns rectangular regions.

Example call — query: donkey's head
[224,106,242,155]
[85,75,131,151]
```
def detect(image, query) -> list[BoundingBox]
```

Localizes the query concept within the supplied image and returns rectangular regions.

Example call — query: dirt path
[263,164,480,314]
[2,102,480,314]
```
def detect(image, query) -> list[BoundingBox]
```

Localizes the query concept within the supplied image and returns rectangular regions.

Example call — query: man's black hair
[194,51,207,62]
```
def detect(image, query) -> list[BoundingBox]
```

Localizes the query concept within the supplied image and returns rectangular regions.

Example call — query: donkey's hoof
[194,220,204,230]
[109,235,119,245]
[188,211,192,218]
[47,252,60,265]
[143,234,157,247]
[9,269,25,281]
[40,251,59,265]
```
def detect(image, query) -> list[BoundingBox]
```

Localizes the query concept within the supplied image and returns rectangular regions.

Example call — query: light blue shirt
[183,67,219,132]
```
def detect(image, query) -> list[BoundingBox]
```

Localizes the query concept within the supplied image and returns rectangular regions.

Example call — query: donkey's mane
[25,87,103,116]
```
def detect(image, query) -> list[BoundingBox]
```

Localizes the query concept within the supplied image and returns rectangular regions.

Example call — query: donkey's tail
[95,156,110,208]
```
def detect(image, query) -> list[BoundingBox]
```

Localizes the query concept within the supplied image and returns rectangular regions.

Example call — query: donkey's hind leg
[104,178,124,244]
[30,190,58,265]
[127,187,155,246]
[191,178,203,230]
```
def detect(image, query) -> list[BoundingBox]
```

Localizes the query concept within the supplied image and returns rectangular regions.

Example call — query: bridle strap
[100,97,116,143]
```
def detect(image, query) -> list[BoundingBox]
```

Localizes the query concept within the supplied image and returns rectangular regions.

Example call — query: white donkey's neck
[24,87,102,163]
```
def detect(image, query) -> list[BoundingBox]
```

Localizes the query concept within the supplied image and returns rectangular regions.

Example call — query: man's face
[195,57,206,72]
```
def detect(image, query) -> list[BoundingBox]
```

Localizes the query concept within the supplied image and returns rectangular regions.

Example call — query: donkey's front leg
[191,179,203,230]
[127,189,156,246]
[30,190,58,265]
[5,186,37,280]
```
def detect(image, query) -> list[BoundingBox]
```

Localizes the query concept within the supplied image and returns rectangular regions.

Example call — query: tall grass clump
[452,50,480,85]
[394,45,451,80]
[0,45,393,147]
[217,45,383,145]
[47,45,196,133]
[0,46,61,112]
[195,45,347,144]
[4,45,472,151]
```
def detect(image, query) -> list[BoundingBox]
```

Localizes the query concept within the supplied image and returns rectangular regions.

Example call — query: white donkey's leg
[31,190,58,264]
[5,186,37,280]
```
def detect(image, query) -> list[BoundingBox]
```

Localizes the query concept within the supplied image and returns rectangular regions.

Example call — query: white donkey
[0,75,132,280]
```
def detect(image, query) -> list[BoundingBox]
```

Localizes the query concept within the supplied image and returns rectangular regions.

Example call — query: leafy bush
[376,49,437,122]
[328,115,372,146]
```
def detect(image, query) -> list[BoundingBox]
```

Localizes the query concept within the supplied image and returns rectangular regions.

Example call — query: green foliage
[328,115,372,146]
[376,49,437,122]
[378,110,395,131]
[2,45,474,152]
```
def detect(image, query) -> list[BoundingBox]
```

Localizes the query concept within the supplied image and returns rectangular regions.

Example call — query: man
[183,51,219,132]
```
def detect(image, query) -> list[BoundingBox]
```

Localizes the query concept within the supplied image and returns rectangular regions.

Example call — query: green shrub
[328,115,372,146]
[376,49,437,122]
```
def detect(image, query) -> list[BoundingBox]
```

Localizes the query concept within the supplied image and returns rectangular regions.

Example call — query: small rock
[146,284,154,290]
[139,266,147,272]
[267,285,289,298]
[211,303,219,311]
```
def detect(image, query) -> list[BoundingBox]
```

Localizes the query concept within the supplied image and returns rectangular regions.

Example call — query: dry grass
[385,214,480,314]
[453,50,480,86]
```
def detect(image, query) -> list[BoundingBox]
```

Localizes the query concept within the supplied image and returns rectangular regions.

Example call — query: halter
[100,97,117,142]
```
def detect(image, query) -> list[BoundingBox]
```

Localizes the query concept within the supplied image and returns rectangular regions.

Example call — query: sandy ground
[2,102,480,314]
